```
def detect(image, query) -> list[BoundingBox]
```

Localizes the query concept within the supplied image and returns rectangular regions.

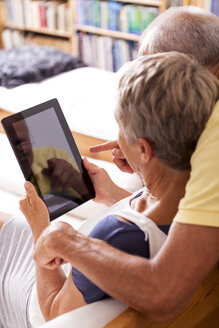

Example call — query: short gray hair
[138,6,219,67]
[117,52,219,170]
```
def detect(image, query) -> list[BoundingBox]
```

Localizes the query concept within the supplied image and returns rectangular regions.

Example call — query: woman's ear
[209,61,219,79]
[138,138,153,163]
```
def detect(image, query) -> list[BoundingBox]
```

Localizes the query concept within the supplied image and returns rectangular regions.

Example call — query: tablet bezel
[1,98,95,220]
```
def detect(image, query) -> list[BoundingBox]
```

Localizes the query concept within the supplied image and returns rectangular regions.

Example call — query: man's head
[138,6,219,77]
[116,52,219,171]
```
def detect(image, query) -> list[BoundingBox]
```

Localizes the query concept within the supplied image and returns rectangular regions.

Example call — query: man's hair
[117,52,219,170]
[138,6,219,68]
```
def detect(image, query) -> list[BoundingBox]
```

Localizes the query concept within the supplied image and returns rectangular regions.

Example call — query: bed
[0,66,119,160]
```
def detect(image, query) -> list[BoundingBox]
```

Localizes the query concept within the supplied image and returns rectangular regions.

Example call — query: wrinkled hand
[83,158,131,206]
[33,221,73,270]
[90,140,134,174]
[19,181,50,243]
[42,158,86,194]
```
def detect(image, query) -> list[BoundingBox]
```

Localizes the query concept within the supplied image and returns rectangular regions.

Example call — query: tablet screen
[2,99,95,220]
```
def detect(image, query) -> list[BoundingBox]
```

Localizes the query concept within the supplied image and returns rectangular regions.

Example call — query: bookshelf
[74,24,140,42]
[2,0,74,52]
[72,0,164,70]
[4,22,72,39]
[2,0,164,62]
[1,0,218,71]
[0,0,6,48]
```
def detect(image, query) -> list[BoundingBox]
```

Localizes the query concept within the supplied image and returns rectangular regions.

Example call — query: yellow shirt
[174,101,219,227]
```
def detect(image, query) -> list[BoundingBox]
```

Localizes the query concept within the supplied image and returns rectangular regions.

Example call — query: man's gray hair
[138,6,219,68]
[117,52,219,170]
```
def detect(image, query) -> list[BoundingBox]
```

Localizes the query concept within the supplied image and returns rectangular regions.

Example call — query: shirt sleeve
[72,215,150,304]
[174,101,219,227]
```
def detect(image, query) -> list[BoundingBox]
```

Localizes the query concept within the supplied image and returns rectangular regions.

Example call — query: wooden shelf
[74,25,140,42]
[115,0,161,6]
[5,22,72,39]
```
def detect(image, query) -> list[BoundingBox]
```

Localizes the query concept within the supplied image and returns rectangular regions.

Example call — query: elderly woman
[0,51,218,327]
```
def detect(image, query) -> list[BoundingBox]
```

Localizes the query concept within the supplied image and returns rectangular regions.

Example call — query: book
[74,0,158,34]
[39,3,47,28]
[4,0,70,32]
[77,32,138,72]
[211,0,219,16]
[2,28,71,53]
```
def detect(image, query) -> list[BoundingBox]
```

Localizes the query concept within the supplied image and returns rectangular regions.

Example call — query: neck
[140,159,190,225]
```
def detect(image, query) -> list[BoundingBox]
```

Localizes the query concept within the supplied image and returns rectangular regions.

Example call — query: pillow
[0,46,86,88]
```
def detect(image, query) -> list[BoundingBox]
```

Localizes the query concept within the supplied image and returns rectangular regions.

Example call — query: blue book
[211,0,219,17]
[79,0,86,25]
[5,0,13,22]
[107,2,123,31]
[107,2,116,30]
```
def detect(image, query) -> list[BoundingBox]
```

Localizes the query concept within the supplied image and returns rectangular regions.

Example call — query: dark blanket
[0,46,86,89]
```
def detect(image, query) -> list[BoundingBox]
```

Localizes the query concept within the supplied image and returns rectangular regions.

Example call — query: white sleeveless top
[78,190,167,258]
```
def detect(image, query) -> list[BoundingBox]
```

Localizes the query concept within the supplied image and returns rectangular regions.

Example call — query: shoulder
[89,215,142,239]
[174,101,219,228]
[89,215,150,258]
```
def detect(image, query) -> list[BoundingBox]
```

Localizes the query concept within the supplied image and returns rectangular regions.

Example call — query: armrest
[105,264,219,328]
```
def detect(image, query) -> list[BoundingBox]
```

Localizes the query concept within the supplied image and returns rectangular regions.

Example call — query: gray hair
[138,6,219,68]
[117,52,219,170]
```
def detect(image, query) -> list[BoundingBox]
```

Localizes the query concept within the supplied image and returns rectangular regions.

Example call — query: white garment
[78,190,167,258]
[108,208,167,259]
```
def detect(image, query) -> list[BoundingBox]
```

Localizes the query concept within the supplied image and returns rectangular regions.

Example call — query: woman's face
[117,122,141,175]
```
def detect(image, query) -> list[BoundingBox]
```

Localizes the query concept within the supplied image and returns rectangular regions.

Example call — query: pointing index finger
[90,141,118,153]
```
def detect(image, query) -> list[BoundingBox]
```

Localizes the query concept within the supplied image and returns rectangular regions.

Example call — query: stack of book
[2,28,71,52]
[168,0,218,16]
[78,32,138,72]
[74,0,159,35]
[4,0,71,31]
[2,29,25,49]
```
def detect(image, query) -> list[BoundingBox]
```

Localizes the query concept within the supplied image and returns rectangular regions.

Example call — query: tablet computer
[1,98,95,220]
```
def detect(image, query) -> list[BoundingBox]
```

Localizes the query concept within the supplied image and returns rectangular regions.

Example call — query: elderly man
[29,6,219,322]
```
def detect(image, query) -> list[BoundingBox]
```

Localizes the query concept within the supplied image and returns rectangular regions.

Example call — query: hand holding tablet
[1,99,95,220]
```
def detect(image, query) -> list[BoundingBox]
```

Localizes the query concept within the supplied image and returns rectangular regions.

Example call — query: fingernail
[25,181,31,190]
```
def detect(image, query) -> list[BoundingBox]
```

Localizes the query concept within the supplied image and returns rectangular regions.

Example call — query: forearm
[51,230,161,314]
[32,225,68,321]
[47,222,219,321]
[35,265,66,321]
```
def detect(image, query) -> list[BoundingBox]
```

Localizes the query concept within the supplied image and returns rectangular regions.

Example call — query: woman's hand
[83,158,131,206]
[19,181,50,243]
[90,140,134,174]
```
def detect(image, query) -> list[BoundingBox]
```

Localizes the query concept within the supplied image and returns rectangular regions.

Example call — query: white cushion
[0,133,25,196]
[39,299,127,328]
[0,67,118,140]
